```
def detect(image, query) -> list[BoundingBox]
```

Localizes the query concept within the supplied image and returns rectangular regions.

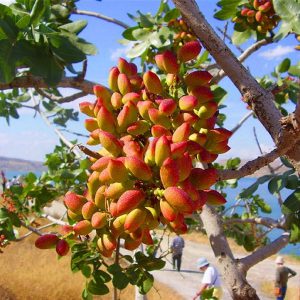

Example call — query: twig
[36,88,87,103]
[77,144,102,159]
[30,90,85,160]
[216,27,243,53]
[41,214,68,226]
[61,129,89,138]
[77,59,88,81]
[231,111,253,134]
[16,222,56,241]
[72,9,129,29]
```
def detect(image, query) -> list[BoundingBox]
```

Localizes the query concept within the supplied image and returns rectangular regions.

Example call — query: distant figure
[170,233,185,271]
[274,256,296,300]
[193,257,222,300]
[0,171,6,192]
[10,176,20,186]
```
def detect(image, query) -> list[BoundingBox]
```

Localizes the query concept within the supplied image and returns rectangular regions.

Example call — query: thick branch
[72,9,129,29]
[0,75,97,95]
[240,233,290,272]
[200,205,259,299]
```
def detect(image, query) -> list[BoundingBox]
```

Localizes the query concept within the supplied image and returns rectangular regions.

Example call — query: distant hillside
[0,156,47,172]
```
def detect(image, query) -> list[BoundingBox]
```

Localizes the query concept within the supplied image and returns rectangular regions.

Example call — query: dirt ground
[151,233,300,300]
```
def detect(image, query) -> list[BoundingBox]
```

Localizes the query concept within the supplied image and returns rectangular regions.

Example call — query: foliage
[0,0,96,85]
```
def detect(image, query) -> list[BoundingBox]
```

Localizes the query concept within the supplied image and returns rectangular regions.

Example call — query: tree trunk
[201,206,260,300]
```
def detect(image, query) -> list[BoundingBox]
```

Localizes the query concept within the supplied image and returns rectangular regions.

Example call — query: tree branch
[36,88,87,103]
[200,205,259,299]
[0,75,97,95]
[253,126,284,206]
[239,233,290,272]
[217,148,281,180]
[231,111,253,134]
[72,9,129,29]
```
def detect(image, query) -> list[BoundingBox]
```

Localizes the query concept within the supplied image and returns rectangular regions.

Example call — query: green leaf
[51,4,70,19]
[232,29,252,45]
[226,157,241,169]
[288,62,300,77]
[164,8,181,22]
[273,0,300,34]
[132,28,152,41]
[127,42,149,58]
[82,288,93,300]
[276,58,291,73]
[282,189,300,213]
[112,271,129,290]
[138,273,154,294]
[122,26,139,41]
[70,37,97,56]
[81,264,92,278]
[94,270,111,284]
[238,182,259,198]
[0,40,15,83]
[137,11,155,28]
[211,85,227,103]
[30,0,47,26]
[0,18,18,41]
[16,15,31,29]
[87,280,109,295]
[268,176,286,194]
[286,175,299,190]
[280,157,294,169]
[59,20,88,34]
[50,35,86,63]
[214,0,248,20]
[107,263,122,274]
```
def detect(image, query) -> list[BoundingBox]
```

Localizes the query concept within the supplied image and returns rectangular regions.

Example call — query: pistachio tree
[0,0,299,299]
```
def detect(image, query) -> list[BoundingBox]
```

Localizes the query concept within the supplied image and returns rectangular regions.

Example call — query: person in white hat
[274,256,296,300]
[193,257,223,300]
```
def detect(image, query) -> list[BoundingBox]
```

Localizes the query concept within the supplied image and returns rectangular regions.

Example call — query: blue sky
[0,0,298,162]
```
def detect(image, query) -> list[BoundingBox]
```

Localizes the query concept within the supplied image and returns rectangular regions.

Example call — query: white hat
[275,256,284,264]
[197,257,209,268]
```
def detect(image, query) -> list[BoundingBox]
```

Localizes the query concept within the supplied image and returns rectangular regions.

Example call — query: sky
[0,0,298,162]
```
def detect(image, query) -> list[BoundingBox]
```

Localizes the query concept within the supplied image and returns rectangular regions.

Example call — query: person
[0,171,6,192]
[193,257,222,300]
[170,233,185,271]
[274,256,296,300]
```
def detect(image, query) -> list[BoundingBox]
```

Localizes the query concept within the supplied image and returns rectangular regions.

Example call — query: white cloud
[258,45,295,60]
[110,44,133,61]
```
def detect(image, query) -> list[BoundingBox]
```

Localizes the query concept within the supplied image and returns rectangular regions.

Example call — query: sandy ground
[149,238,300,300]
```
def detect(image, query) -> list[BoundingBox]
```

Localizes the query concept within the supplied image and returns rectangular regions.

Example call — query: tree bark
[201,206,260,300]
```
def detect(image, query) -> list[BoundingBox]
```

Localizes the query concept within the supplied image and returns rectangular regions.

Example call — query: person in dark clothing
[274,256,297,300]
[170,234,185,271]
